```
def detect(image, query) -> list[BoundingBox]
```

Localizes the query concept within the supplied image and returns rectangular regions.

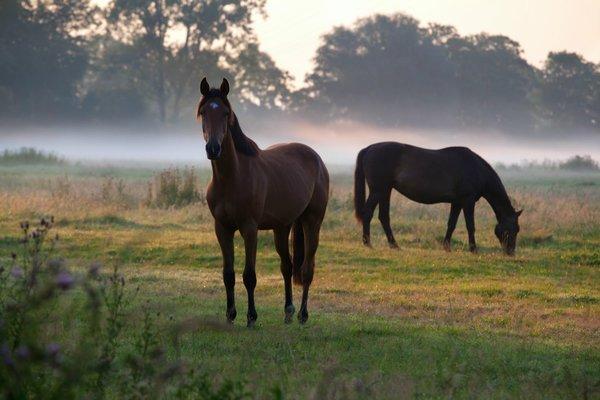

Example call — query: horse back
[361,142,490,204]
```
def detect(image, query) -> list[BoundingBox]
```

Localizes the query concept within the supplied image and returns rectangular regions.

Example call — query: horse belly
[258,190,311,229]
[259,170,317,229]
[394,180,455,204]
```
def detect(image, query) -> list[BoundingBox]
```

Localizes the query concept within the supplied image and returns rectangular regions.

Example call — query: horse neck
[210,131,239,184]
[483,171,514,222]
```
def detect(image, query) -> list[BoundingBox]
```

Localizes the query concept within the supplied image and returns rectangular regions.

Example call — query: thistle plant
[0,219,248,399]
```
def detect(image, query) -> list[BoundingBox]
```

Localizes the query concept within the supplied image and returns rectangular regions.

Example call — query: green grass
[1,163,599,399]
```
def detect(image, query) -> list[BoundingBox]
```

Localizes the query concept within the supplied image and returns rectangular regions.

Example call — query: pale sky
[253,0,600,86]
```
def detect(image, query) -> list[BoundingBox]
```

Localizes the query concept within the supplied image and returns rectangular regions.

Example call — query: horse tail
[292,221,304,285]
[354,146,368,223]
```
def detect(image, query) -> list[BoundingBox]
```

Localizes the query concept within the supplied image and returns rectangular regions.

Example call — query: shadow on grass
[150,299,600,400]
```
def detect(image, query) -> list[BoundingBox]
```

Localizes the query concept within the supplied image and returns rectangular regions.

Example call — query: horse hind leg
[274,225,295,324]
[378,189,397,248]
[362,191,381,247]
[298,213,322,324]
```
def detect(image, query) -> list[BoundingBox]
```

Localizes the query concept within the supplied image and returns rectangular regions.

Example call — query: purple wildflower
[15,345,30,360]
[10,266,24,279]
[56,271,75,290]
[1,344,14,367]
[46,343,60,356]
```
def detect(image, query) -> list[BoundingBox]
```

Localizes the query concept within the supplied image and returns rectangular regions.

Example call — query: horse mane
[229,112,260,156]
[197,89,259,157]
[476,153,516,215]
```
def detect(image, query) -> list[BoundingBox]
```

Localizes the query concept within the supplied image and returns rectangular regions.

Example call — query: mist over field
[3,124,600,166]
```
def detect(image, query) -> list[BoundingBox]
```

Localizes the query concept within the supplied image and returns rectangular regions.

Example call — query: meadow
[0,159,599,399]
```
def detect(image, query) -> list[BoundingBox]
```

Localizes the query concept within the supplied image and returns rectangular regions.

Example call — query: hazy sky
[253,0,600,86]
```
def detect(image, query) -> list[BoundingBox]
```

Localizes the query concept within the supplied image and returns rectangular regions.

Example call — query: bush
[0,148,65,166]
[559,155,599,171]
[100,176,134,207]
[146,167,204,208]
[0,219,247,399]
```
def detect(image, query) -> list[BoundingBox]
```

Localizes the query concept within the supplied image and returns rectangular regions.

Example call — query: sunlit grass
[0,164,598,398]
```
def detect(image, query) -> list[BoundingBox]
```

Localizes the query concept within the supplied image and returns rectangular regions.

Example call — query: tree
[0,0,94,121]
[104,0,290,124]
[304,14,456,128]
[230,41,292,111]
[301,13,537,132]
[446,34,536,131]
[540,52,600,132]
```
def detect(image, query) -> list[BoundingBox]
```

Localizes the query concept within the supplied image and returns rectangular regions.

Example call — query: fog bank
[1,123,599,167]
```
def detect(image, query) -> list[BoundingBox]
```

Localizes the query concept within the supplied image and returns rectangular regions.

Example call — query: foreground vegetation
[0,162,599,399]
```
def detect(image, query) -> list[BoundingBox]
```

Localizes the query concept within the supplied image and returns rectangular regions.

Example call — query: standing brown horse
[197,78,329,326]
[354,142,522,255]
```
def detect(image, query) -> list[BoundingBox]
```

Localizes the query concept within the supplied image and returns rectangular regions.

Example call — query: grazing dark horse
[197,78,329,326]
[354,142,522,255]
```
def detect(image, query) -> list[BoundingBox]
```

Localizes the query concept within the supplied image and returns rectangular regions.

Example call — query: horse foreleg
[443,203,462,251]
[274,226,295,323]
[240,223,258,327]
[298,217,321,324]
[463,202,477,253]
[378,189,397,248]
[215,221,236,323]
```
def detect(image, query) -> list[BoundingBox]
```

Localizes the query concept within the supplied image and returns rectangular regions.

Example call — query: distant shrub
[100,176,134,207]
[146,167,204,208]
[559,155,599,171]
[495,155,600,172]
[0,147,65,166]
[0,219,248,399]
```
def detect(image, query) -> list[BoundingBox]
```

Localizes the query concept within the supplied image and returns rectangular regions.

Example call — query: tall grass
[145,167,204,208]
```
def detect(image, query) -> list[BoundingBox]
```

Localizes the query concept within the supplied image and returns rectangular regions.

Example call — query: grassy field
[1,162,599,399]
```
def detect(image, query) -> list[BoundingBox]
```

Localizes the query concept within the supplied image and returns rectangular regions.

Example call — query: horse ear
[516,209,523,217]
[200,77,210,96]
[220,78,229,96]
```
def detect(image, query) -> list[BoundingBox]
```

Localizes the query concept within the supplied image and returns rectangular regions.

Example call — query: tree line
[1,2,599,135]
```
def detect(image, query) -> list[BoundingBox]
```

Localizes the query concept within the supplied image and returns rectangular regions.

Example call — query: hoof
[247,311,257,328]
[226,307,237,323]
[284,305,295,324]
[469,246,478,254]
[388,241,399,249]
[362,236,371,247]
[443,240,451,252]
[298,309,308,324]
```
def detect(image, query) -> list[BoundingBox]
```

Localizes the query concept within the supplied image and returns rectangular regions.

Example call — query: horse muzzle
[205,142,221,160]
[503,243,516,256]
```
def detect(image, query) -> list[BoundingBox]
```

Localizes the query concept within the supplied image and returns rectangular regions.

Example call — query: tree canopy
[0,5,598,135]
[301,13,590,133]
